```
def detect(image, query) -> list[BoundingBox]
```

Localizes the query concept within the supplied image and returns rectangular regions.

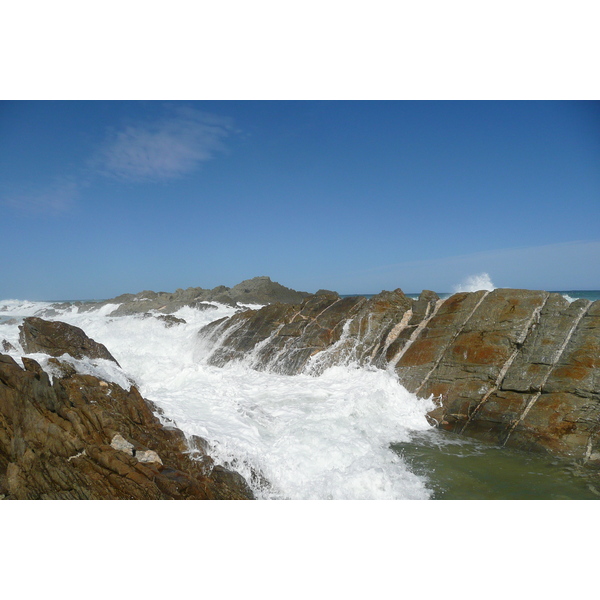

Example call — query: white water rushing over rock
[0,299,436,499]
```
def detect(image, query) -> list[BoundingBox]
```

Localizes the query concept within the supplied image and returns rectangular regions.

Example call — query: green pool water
[393,431,600,500]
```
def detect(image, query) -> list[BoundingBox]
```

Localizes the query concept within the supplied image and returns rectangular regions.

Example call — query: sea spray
[0,299,436,499]
[453,273,496,293]
[154,362,436,499]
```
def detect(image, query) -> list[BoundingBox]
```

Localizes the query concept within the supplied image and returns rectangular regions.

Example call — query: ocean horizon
[5,288,600,305]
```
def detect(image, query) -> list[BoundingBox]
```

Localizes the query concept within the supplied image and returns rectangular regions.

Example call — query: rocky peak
[228,276,311,305]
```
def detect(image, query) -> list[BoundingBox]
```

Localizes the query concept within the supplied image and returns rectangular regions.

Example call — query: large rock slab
[413,289,549,428]
[390,290,486,392]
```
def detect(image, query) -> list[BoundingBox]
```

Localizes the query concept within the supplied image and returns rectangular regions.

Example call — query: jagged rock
[0,353,253,499]
[110,433,135,455]
[199,303,302,370]
[199,290,413,375]
[136,449,163,464]
[380,289,441,369]
[111,433,163,464]
[209,294,239,307]
[2,340,15,353]
[198,287,600,462]
[156,315,186,327]
[19,317,120,365]
[47,357,77,378]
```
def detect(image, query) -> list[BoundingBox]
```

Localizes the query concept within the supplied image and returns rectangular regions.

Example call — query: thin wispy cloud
[1,178,80,215]
[95,107,235,182]
[2,107,236,217]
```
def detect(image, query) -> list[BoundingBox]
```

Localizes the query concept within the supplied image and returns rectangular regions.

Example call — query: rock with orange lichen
[198,287,600,462]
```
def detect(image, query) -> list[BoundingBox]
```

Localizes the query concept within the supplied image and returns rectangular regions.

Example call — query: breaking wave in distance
[453,272,496,293]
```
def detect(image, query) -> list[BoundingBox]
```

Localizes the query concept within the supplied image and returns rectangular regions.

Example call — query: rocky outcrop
[197,288,600,462]
[2,340,15,353]
[199,289,412,374]
[155,314,187,327]
[19,317,120,364]
[227,276,311,305]
[394,291,600,460]
[0,352,254,500]
[67,276,312,317]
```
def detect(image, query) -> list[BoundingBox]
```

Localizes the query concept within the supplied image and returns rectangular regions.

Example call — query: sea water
[1,289,599,500]
[0,299,436,499]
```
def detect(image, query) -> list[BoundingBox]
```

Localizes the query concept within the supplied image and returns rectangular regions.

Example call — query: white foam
[0,299,54,316]
[148,362,435,499]
[0,297,436,499]
[94,302,121,316]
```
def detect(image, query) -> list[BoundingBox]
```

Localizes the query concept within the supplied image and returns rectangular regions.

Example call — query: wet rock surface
[0,351,254,500]
[198,288,600,462]
[199,290,412,375]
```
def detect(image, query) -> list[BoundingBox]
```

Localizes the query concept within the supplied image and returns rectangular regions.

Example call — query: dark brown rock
[19,317,120,365]
[155,314,187,327]
[0,353,254,499]
[2,339,15,353]
[313,289,413,373]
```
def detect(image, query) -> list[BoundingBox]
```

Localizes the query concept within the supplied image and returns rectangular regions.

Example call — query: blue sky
[1,100,599,299]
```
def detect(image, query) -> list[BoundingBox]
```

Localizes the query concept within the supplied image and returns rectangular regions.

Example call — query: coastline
[2,281,600,500]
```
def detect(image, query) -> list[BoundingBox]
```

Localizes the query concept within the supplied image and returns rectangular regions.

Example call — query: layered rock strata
[197,288,600,462]
[1,320,254,500]
[198,290,413,374]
